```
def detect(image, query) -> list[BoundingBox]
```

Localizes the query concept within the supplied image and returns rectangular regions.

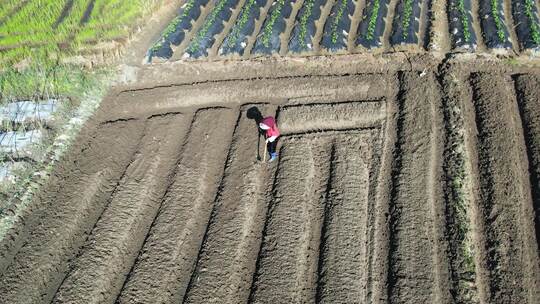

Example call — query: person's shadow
[247,106,264,161]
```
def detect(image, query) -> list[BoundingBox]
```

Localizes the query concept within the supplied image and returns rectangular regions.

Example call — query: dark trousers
[267,139,278,155]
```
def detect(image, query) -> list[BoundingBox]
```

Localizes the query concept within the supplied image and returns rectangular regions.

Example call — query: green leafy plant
[151,0,197,52]
[457,0,471,43]
[189,0,230,53]
[524,0,540,45]
[227,0,257,47]
[366,0,380,41]
[490,0,506,43]
[331,0,347,44]
[298,0,315,48]
[261,0,285,47]
[401,0,413,39]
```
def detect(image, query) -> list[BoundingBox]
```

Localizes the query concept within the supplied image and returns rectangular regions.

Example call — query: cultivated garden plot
[0,64,539,304]
[146,0,540,61]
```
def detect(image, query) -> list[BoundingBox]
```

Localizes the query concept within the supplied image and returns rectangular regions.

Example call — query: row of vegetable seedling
[148,0,540,60]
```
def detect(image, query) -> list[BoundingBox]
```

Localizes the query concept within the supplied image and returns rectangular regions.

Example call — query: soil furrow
[502,0,519,51]
[514,74,540,257]
[116,108,236,304]
[469,73,540,304]
[440,72,483,304]
[182,105,276,303]
[52,114,189,304]
[0,121,145,304]
[279,101,387,135]
[249,137,332,303]
[388,71,446,304]
[418,0,430,48]
[316,133,373,303]
[367,74,399,304]
[383,0,400,50]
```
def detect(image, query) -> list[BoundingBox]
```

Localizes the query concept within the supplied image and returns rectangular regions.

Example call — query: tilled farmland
[0,55,539,304]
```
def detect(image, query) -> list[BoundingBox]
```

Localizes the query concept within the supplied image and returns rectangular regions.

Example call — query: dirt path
[249,136,332,303]
[388,71,449,304]
[468,73,540,304]
[514,74,540,256]
[316,133,373,303]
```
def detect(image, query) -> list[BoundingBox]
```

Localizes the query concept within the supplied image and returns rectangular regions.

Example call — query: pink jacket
[261,117,280,138]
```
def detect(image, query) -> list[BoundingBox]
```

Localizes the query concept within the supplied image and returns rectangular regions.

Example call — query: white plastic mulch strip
[0,130,43,154]
[0,99,58,124]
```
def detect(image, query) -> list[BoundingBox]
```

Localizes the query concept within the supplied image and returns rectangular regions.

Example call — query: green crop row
[298,0,315,48]
[188,0,230,52]
[331,0,347,44]
[0,0,23,21]
[0,1,66,41]
[0,0,160,67]
[226,0,257,48]
[261,0,285,47]
[457,0,471,43]
[151,0,196,52]
[366,0,380,41]
[401,0,413,39]
[0,0,89,47]
[490,0,506,42]
[524,0,540,44]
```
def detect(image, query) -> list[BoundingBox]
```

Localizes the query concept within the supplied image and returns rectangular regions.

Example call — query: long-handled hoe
[263,141,267,162]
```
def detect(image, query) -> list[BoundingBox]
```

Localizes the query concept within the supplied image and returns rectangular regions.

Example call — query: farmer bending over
[259,116,280,162]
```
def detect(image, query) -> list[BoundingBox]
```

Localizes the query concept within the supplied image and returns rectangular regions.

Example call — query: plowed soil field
[0,55,539,304]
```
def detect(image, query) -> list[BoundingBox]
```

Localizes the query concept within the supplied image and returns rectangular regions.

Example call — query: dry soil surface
[0,54,539,304]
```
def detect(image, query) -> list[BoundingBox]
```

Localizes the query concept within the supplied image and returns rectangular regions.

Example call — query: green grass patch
[0,0,161,67]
